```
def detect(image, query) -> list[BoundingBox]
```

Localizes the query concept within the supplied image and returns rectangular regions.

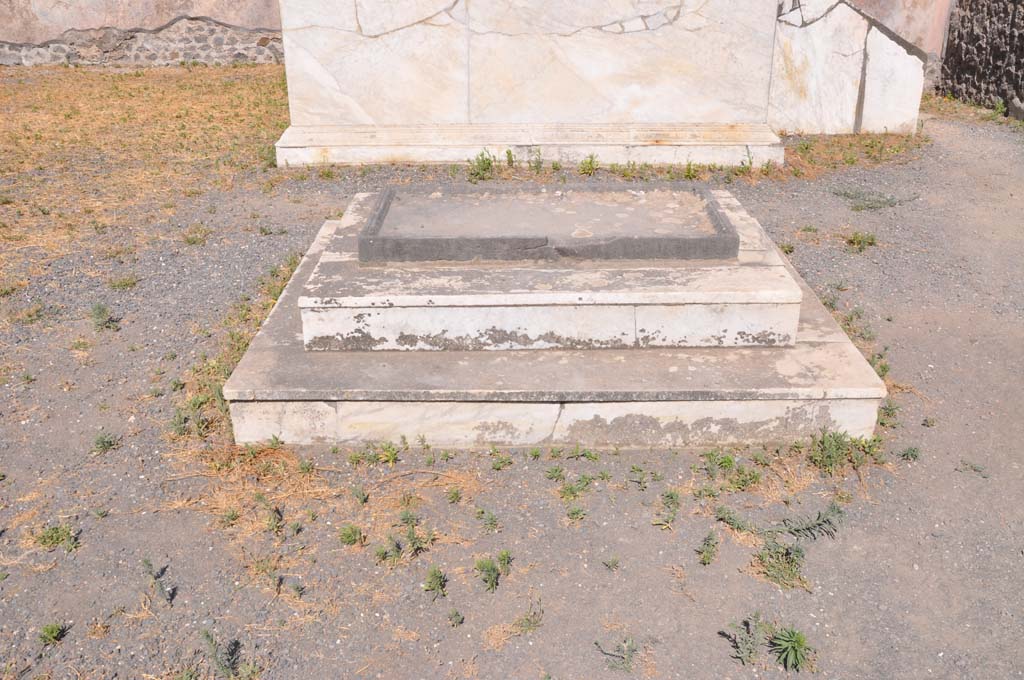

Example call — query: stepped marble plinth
[224,191,885,447]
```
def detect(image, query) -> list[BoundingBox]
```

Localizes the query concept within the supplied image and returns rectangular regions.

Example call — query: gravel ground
[1,116,1022,679]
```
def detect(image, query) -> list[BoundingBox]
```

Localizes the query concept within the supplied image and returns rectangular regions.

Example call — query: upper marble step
[298,189,803,351]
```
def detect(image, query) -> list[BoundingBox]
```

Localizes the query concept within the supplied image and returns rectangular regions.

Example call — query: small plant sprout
[559,474,595,501]
[35,524,79,552]
[808,430,884,476]
[423,566,447,601]
[545,466,565,482]
[878,398,900,428]
[754,538,809,591]
[505,149,515,167]
[351,486,369,505]
[845,231,878,252]
[298,459,314,474]
[714,505,757,534]
[467,150,496,183]
[578,154,600,176]
[566,506,587,523]
[39,622,68,646]
[476,557,501,592]
[567,445,598,461]
[724,612,771,666]
[898,447,921,461]
[445,487,462,504]
[399,509,420,528]
[375,535,404,565]
[497,549,513,575]
[513,597,544,633]
[476,508,500,533]
[201,629,259,679]
[777,502,844,541]
[448,609,465,627]
[90,303,119,331]
[955,459,989,478]
[403,523,435,559]
[770,627,813,671]
[602,556,621,571]
[91,432,120,454]
[697,531,720,566]
[652,490,681,530]
[594,637,638,672]
[338,524,365,546]
[491,453,513,471]
[220,509,240,527]
[142,558,175,605]
[627,465,648,490]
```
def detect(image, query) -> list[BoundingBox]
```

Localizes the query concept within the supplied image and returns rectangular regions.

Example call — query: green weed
[338,525,365,546]
[578,154,599,176]
[39,623,68,646]
[423,566,447,601]
[697,531,719,566]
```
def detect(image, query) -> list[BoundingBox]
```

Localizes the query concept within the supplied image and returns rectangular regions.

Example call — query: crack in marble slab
[290,1,715,40]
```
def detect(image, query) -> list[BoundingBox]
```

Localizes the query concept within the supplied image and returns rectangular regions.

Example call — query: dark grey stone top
[357,185,739,262]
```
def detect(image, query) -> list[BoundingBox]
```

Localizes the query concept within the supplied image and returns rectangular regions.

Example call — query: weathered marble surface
[862,27,925,133]
[280,0,777,128]
[769,0,925,134]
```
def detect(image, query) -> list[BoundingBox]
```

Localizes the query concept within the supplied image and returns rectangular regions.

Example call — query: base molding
[275,123,785,167]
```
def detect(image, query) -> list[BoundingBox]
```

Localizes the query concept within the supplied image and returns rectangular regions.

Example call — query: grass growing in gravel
[34,524,79,552]
[0,66,289,270]
[38,622,67,646]
[807,430,885,476]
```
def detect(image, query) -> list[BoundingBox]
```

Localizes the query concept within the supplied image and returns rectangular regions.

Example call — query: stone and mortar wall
[0,16,282,66]
[941,0,1024,115]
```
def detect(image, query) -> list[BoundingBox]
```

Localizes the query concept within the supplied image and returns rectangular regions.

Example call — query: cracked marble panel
[468,0,774,125]
[280,0,776,127]
[768,2,869,134]
[282,1,467,126]
[861,26,924,133]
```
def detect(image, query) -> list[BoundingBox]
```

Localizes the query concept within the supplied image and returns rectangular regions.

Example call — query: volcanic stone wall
[942,0,1024,111]
[0,16,281,66]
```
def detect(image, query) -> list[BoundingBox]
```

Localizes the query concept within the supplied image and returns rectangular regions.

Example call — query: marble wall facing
[274,0,928,164]
[280,0,779,129]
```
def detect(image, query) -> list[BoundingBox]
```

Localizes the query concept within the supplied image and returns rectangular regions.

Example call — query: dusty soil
[1,67,1022,679]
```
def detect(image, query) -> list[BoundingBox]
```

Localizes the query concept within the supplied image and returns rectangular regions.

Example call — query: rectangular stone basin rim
[357,184,740,263]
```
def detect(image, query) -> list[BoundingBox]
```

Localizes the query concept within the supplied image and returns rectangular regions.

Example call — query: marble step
[275,122,785,167]
[300,263,802,350]
[298,189,803,351]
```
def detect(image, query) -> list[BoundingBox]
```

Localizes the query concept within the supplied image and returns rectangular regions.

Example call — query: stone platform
[224,190,886,448]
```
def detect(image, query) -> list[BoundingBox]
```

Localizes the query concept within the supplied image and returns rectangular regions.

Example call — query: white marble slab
[769,3,870,135]
[861,26,925,134]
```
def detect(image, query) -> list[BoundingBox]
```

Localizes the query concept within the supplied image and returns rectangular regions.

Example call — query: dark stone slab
[357,185,740,263]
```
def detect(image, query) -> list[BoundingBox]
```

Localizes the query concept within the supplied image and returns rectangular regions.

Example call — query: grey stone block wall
[0,16,282,67]
[941,0,1024,111]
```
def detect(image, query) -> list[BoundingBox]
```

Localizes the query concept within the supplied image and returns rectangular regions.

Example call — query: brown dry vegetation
[0,65,287,271]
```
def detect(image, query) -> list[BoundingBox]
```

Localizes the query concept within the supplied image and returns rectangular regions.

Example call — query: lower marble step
[275,123,785,167]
